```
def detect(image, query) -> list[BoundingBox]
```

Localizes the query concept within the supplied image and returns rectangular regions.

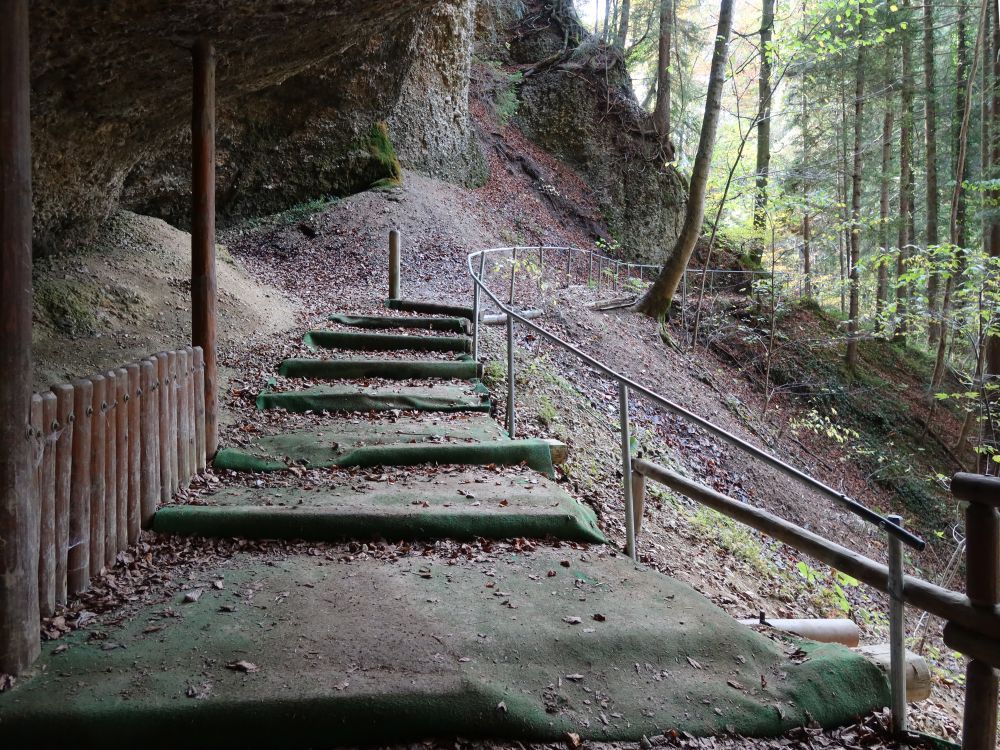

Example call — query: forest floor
[21,115,978,745]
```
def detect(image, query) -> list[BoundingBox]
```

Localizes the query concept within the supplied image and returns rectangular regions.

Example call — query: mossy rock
[367,121,403,189]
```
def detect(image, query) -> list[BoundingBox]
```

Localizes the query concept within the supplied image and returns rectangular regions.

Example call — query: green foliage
[495,71,523,126]
[366,121,402,188]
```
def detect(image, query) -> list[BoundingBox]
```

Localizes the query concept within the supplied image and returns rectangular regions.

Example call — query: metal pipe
[472,251,485,360]
[467,248,925,551]
[619,383,636,561]
[508,247,516,305]
[506,312,515,438]
[887,514,907,734]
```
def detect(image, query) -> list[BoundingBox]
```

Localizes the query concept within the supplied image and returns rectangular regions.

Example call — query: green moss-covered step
[328,313,470,334]
[154,471,604,544]
[386,298,476,321]
[277,358,483,381]
[0,548,889,748]
[304,330,471,354]
[256,384,491,414]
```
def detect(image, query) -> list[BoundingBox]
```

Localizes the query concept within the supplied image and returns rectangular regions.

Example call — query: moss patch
[367,121,403,188]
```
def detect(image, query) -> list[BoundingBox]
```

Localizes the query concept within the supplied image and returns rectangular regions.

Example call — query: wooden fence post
[193,347,207,472]
[125,364,141,544]
[0,0,39,676]
[192,38,218,459]
[185,346,197,476]
[88,375,106,576]
[114,367,128,554]
[51,383,74,604]
[68,380,92,594]
[176,349,191,488]
[139,360,160,528]
[389,230,401,299]
[167,351,179,494]
[156,352,172,502]
[102,370,117,569]
[38,392,57,617]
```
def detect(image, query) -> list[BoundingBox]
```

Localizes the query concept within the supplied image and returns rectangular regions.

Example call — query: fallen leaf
[225,660,259,674]
[687,656,703,669]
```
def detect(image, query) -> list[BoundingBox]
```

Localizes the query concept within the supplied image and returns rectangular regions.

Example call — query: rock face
[502,1,687,263]
[28,0,483,251]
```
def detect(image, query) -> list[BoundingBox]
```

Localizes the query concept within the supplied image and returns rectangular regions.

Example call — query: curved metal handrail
[467,245,925,553]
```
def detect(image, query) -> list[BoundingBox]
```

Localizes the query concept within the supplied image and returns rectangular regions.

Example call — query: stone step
[328,313,471,334]
[0,548,889,747]
[304,330,472,354]
[256,383,491,414]
[154,469,604,543]
[386,297,476,321]
[277,357,483,381]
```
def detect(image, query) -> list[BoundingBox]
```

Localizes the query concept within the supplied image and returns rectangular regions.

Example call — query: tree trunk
[616,0,630,49]
[876,107,894,327]
[955,0,969,253]
[751,0,775,262]
[846,26,866,373]
[802,215,812,299]
[924,0,941,344]
[987,0,1000,383]
[838,83,848,317]
[636,0,735,317]
[652,0,672,137]
[895,4,915,343]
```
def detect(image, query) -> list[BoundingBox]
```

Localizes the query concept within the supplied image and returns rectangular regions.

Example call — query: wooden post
[88,374,106,576]
[114,367,128,553]
[67,379,92,594]
[102,370,117,568]
[630,468,646,538]
[125,364,141,544]
[167,351,179,493]
[389,230,401,299]
[0,0,39,675]
[139,360,160,528]
[38,392,57,617]
[156,352,172,502]
[177,349,191,489]
[51,383,74,604]
[193,347,207,472]
[184,346,197,478]
[192,38,218,459]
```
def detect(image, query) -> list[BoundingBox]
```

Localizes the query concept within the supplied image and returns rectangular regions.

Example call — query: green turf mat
[277,358,483,381]
[328,313,470,334]
[0,549,889,747]
[256,384,491,414]
[154,474,605,543]
[386,298,476,321]
[304,330,472,354]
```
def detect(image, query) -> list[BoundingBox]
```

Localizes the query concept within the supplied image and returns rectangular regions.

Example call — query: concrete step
[256,383,491,414]
[328,313,471,334]
[277,357,482,381]
[386,297,476,321]
[304,330,471,354]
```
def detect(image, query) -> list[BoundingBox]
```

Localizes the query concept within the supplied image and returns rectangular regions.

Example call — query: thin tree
[652,0,672,137]
[846,10,866,373]
[923,0,941,344]
[875,106,894,327]
[636,0,735,317]
[751,0,776,264]
[986,0,1000,390]
[894,0,915,343]
[616,0,631,49]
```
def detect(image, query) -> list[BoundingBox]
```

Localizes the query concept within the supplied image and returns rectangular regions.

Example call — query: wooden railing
[27,347,207,619]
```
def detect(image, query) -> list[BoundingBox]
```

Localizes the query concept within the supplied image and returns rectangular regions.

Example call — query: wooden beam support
[0,0,38,674]
[191,38,218,458]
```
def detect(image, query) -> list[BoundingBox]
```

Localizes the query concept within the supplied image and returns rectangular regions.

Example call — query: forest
[573,0,999,472]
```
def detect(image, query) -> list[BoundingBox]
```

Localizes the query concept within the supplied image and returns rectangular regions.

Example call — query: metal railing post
[566,248,572,286]
[473,251,485,361]
[588,252,593,286]
[619,382,637,561]
[887,514,907,735]
[508,247,517,305]
[506,312,515,438]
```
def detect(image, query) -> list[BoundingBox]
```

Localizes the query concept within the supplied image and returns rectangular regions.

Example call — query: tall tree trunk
[802,215,812,298]
[616,0,630,49]
[876,107,894,328]
[846,28,866,373]
[895,2,915,343]
[839,84,849,317]
[987,0,1000,384]
[652,0,672,136]
[636,0,735,317]
[955,0,969,254]
[603,0,612,43]
[924,0,941,344]
[751,0,776,262]
[800,2,811,301]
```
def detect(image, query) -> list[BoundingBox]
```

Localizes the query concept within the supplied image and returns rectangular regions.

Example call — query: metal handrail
[468,245,926,552]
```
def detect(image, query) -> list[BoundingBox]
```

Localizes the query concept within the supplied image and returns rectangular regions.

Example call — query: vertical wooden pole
[167,351,179,494]
[156,352,172,502]
[67,379,92,595]
[0,0,39,675]
[193,347,207,472]
[28,395,43,618]
[125,364,141,544]
[51,383,74,604]
[192,38,218,459]
[102,370,117,568]
[139,360,160,528]
[388,230,401,300]
[114,367,128,553]
[961,500,999,750]
[38,392,57,617]
[176,349,191,488]
[184,346,197,478]
[88,374,106,576]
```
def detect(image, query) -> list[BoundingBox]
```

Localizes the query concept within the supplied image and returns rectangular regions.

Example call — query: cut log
[540,438,568,465]
[481,309,543,325]
[739,617,860,647]
[857,644,932,702]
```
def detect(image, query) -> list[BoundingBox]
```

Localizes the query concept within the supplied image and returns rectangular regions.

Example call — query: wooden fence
[28,346,207,617]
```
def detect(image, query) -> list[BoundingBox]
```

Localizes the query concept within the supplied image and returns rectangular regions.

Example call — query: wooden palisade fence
[28,347,207,617]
